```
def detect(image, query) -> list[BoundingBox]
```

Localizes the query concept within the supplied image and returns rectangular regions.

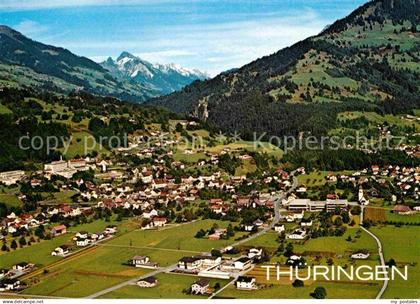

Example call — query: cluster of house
[1,206,86,235]
[72,226,117,247]
[134,275,257,294]
[0,125,298,243]
[135,275,257,294]
[0,262,35,292]
[176,247,263,280]
[0,163,290,244]
[0,170,25,186]
[1,212,45,234]
[326,165,420,201]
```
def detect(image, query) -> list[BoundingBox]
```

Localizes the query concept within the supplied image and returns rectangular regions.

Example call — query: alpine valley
[0,0,419,301]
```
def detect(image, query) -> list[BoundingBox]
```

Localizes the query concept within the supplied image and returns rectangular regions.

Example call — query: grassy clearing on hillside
[298,171,328,187]
[0,193,22,208]
[0,103,12,114]
[58,131,109,158]
[338,111,420,131]
[235,159,257,176]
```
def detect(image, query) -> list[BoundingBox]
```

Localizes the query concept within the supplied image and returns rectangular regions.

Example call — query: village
[0,123,419,298]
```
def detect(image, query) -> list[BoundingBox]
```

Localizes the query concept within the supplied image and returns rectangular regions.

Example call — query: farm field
[99,273,230,299]
[217,280,378,299]
[364,207,387,223]
[22,245,152,297]
[364,207,420,224]
[0,219,136,268]
[370,226,420,299]
[0,185,22,208]
[14,220,239,297]
[240,231,279,249]
[107,219,243,260]
[242,227,377,258]
[293,228,377,256]
[385,211,420,224]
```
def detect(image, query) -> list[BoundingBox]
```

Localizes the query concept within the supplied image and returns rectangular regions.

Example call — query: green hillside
[150,0,419,138]
[0,26,153,102]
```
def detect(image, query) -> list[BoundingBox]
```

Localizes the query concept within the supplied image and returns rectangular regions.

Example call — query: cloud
[62,9,327,76]
[134,50,198,63]
[7,1,358,76]
[14,20,48,36]
[0,0,185,11]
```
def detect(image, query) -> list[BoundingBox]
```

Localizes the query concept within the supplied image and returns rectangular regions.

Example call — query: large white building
[0,170,25,186]
[44,159,87,179]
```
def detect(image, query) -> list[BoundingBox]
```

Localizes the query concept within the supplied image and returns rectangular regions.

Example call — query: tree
[35,226,45,239]
[342,212,350,223]
[226,224,235,238]
[334,216,343,226]
[350,206,362,215]
[211,249,222,257]
[311,286,327,299]
[386,258,396,267]
[10,239,17,250]
[284,243,294,257]
[292,279,304,287]
[175,123,183,132]
[277,242,285,254]
[0,202,8,218]
[195,229,206,238]
[19,236,27,247]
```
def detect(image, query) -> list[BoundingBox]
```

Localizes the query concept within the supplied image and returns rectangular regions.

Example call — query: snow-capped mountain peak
[101,52,208,95]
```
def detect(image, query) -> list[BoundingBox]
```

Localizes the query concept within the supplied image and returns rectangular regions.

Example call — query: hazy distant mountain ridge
[0,25,155,101]
[0,26,207,101]
[101,52,209,95]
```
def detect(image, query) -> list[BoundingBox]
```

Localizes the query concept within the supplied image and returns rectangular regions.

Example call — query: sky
[0,0,366,76]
